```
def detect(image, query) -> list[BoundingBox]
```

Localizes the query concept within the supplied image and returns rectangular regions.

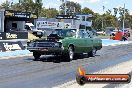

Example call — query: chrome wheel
[68,46,74,61]
[92,48,96,57]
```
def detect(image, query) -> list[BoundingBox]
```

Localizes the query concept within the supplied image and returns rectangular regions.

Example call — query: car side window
[86,31,92,38]
[78,30,84,38]
[78,30,90,38]
[84,31,90,38]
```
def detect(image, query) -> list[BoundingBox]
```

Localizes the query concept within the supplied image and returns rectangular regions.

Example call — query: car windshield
[51,29,77,37]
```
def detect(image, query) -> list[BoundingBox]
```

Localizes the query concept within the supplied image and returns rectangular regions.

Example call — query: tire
[88,48,96,57]
[69,46,74,60]
[64,46,74,61]
[122,36,127,41]
[33,52,41,61]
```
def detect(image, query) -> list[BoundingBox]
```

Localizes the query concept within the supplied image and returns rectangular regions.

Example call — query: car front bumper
[27,47,65,55]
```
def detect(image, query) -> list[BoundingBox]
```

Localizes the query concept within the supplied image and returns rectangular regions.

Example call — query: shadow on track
[25,54,101,63]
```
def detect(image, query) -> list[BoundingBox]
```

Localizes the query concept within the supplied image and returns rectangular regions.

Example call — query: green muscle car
[27,28,102,61]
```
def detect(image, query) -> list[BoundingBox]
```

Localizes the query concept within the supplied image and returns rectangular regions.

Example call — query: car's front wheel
[64,46,74,61]
[33,52,41,61]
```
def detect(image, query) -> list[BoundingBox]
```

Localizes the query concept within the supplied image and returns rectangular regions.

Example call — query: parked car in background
[97,31,105,35]
[110,29,130,37]
[122,29,130,37]
[110,30,121,36]
[110,28,131,41]
[105,27,117,35]
[25,23,45,38]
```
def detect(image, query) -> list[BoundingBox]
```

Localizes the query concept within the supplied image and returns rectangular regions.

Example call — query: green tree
[81,7,94,14]
[34,0,43,17]
[104,14,116,27]
[0,1,11,10]
[92,13,102,30]
[11,3,22,11]
[40,8,59,18]
[10,0,43,17]
[19,0,34,12]
[113,8,118,16]
[123,14,132,28]
[118,7,130,28]
[93,12,117,30]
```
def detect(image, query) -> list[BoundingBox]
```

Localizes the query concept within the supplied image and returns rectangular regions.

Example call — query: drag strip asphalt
[0,44,132,88]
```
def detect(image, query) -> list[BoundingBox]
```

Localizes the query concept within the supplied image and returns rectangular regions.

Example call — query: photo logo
[76,66,131,85]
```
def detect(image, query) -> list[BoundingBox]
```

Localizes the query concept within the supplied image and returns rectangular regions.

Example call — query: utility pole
[102,6,105,31]
[59,0,63,15]
[60,0,67,15]
[59,6,61,15]
[71,7,75,28]
[122,3,125,33]
[64,0,67,15]
[11,0,13,9]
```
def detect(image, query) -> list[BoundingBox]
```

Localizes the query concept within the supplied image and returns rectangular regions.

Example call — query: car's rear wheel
[88,48,96,57]
[69,46,74,60]
[33,52,41,61]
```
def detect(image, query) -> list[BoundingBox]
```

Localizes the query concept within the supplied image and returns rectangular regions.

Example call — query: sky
[1,0,132,15]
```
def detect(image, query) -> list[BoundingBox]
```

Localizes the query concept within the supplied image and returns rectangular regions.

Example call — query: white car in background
[25,23,45,37]
[97,31,105,35]
[110,30,121,36]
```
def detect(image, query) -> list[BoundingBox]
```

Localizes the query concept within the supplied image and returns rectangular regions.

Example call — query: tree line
[0,0,132,30]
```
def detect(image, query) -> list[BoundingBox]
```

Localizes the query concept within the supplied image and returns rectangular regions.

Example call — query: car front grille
[35,42,56,47]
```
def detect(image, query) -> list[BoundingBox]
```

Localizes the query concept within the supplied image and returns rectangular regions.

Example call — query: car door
[74,30,88,53]
[65,29,93,53]
[83,30,93,53]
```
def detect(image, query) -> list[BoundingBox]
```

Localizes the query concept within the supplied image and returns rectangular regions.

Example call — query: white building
[35,14,93,30]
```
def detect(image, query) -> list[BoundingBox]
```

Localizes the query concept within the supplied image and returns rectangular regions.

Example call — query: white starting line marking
[53,60,132,88]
